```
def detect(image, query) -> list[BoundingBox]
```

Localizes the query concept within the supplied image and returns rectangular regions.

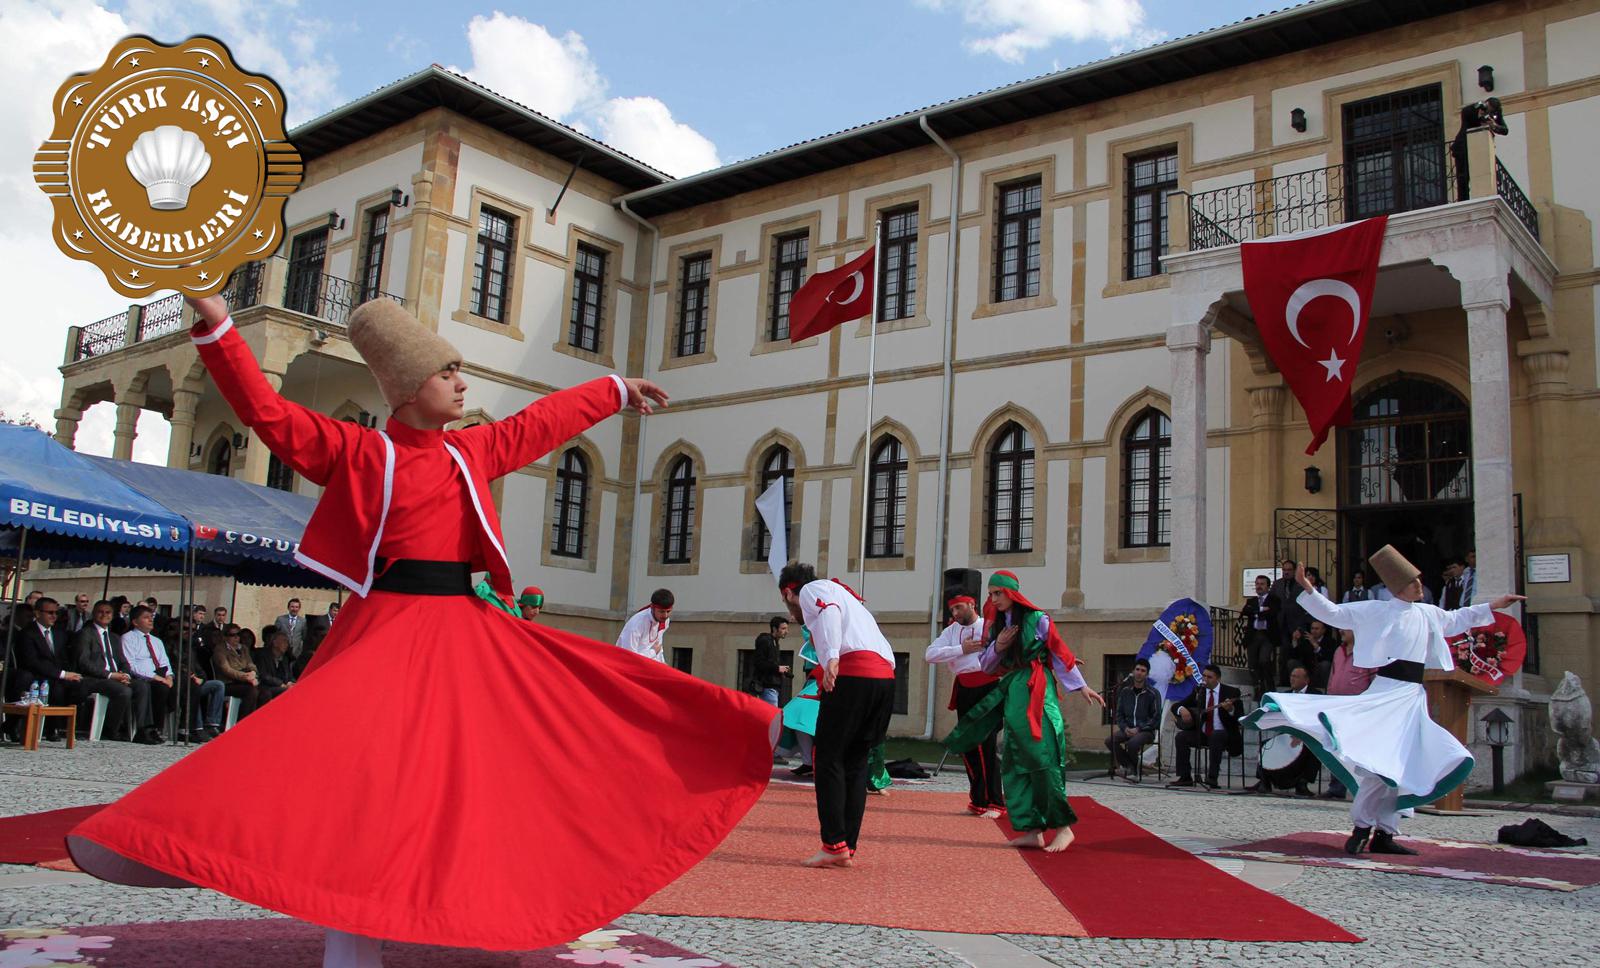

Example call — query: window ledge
[970,549,1046,570]
[853,312,932,337]
[551,338,617,369]
[845,554,916,573]
[648,560,699,577]
[658,349,718,371]
[541,552,597,574]
[450,308,525,341]
[751,334,817,356]
[1105,545,1171,564]
[972,294,1058,320]
[1102,274,1171,299]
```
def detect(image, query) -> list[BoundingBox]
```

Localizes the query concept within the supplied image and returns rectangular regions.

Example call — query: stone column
[1247,382,1286,560]
[1517,339,1575,546]
[167,387,201,469]
[111,397,143,461]
[1168,321,1211,601]
[53,405,82,449]
[1464,295,1516,610]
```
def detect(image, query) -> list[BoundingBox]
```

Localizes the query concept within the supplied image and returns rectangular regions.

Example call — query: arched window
[867,435,908,558]
[551,448,590,558]
[662,456,696,564]
[755,446,794,560]
[986,422,1034,554]
[1121,409,1171,548]
[207,438,232,477]
[266,454,295,492]
[1343,377,1470,505]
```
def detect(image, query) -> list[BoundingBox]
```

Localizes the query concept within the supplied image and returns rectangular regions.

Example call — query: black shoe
[1370,832,1419,855]
[134,729,161,745]
[1201,779,1220,791]
[1321,790,1345,800]
[789,764,813,778]
[1242,782,1266,794]
[205,725,221,740]
[1166,778,1196,788]
[1344,826,1372,855]
[1294,783,1314,798]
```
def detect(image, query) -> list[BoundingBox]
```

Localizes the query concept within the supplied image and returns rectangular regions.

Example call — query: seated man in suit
[15,597,84,740]
[1245,664,1322,796]
[1166,663,1243,790]
[213,624,262,722]
[71,600,135,741]
[253,629,296,706]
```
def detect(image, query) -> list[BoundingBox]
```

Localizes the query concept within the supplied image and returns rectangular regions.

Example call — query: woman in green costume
[945,571,1103,851]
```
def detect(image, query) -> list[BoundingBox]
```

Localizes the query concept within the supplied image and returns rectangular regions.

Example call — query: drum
[1260,733,1313,788]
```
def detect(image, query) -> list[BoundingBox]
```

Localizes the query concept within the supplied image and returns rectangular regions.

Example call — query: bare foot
[802,850,853,868]
[981,808,1002,819]
[1043,827,1076,853]
[867,786,889,796]
[1009,831,1045,849]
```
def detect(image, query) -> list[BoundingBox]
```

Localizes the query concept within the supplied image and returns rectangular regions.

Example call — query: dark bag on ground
[885,758,929,779]
[1497,817,1588,848]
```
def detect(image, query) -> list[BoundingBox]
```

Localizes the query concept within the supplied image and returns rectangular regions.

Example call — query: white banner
[754,478,788,582]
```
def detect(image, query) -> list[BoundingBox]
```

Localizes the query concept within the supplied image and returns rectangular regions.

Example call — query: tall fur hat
[346,300,462,410]
[1368,544,1421,596]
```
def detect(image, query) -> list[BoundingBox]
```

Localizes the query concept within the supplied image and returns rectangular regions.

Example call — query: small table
[1,704,78,751]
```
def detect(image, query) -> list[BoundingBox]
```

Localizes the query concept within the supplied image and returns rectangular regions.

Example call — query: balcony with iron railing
[1179,133,1540,252]
[65,257,405,364]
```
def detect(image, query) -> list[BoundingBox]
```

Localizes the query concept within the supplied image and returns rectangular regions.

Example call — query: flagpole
[856,217,883,594]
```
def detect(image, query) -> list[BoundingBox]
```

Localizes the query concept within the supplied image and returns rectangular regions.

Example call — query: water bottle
[28,682,41,706]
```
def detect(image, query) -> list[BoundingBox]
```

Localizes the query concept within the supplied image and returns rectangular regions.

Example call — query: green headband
[518,593,544,607]
[988,573,1021,592]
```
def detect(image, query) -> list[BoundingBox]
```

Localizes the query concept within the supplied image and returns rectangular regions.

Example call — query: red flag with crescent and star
[1241,216,1387,455]
[788,246,875,343]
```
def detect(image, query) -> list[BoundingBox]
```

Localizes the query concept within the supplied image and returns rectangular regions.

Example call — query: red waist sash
[837,651,895,679]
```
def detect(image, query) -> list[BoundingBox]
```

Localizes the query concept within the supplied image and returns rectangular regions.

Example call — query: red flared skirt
[67,590,777,950]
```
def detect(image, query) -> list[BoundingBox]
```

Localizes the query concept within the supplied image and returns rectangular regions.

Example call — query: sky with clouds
[1,0,1283,461]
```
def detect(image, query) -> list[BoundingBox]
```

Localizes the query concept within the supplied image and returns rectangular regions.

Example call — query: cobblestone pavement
[1,744,1596,967]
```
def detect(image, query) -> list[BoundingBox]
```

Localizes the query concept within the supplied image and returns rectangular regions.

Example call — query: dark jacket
[254,648,295,688]
[1175,682,1244,756]
[15,623,71,688]
[72,624,125,680]
[1240,593,1280,640]
[1113,681,1162,733]
[752,633,784,690]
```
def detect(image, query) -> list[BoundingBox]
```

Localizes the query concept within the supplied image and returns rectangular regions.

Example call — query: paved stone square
[1,742,1596,967]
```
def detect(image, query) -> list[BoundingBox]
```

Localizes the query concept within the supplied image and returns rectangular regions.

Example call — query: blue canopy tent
[0,423,191,708]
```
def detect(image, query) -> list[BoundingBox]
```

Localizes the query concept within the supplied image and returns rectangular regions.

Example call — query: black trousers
[813,675,894,853]
[1246,630,1276,699]
[1175,727,1230,784]
[954,680,1004,809]
[129,678,174,731]
[75,677,133,739]
[223,680,261,718]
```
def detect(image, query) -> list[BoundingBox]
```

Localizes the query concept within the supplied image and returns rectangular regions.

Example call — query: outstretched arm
[461,376,668,480]
[185,295,359,485]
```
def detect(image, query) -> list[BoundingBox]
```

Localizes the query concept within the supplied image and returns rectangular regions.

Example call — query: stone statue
[1549,672,1600,784]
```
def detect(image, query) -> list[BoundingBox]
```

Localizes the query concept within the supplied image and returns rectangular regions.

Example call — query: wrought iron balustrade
[1495,158,1540,240]
[75,310,129,360]
[1208,606,1249,669]
[135,293,185,341]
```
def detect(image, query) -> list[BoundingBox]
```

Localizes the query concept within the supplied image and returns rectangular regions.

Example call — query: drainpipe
[616,197,659,613]
[918,114,961,740]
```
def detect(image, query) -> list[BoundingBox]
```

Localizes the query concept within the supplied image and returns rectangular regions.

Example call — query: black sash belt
[1377,659,1424,683]
[371,558,473,596]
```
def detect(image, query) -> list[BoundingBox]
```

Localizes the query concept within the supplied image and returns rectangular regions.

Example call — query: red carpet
[0,804,103,867]
[642,786,1359,941]
[0,919,723,966]
[1207,830,1600,891]
[999,802,1360,942]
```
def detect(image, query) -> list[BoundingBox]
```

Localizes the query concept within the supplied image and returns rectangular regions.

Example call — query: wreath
[1158,613,1203,684]
[1453,628,1509,680]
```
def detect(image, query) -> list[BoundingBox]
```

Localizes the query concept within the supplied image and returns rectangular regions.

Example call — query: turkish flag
[788,246,875,343]
[1241,216,1387,455]
[196,525,218,541]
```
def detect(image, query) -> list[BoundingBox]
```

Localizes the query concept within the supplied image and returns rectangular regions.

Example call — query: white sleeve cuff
[191,315,235,345]
[609,374,629,412]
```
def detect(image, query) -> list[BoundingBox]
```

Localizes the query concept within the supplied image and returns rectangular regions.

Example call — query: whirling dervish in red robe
[67,295,778,967]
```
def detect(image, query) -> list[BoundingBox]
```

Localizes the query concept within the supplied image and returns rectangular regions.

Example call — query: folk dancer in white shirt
[615,589,673,662]
[924,593,1002,817]
[779,561,897,868]
[1246,547,1523,855]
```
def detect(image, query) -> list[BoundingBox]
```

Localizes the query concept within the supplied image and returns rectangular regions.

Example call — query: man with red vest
[778,561,896,868]
[924,591,1002,817]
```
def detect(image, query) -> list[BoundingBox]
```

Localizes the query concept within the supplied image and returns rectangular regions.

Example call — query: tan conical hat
[347,299,462,410]
[1368,544,1421,595]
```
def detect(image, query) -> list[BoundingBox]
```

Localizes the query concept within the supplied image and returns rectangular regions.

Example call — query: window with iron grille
[769,231,808,341]
[285,227,328,316]
[471,206,515,322]
[755,446,794,560]
[994,179,1042,301]
[1341,376,1471,507]
[266,454,295,493]
[568,243,607,352]
[1125,149,1178,279]
[357,206,388,303]
[1342,84,1446,220]
[867,435,908,558]
[1122,409,1172,548]
[986,422,1034,554]
[676,253,711,357]
[662,456,696,564]
[878,206,918,321]
[551,448,589,558]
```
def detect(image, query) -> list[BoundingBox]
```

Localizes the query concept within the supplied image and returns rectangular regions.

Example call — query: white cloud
[926,0,1164,63]
[0,0,348,463]
[596,97,721,178]
[453,14,720,177]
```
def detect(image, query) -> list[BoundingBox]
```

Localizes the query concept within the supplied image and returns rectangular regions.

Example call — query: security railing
[1495,158,1540,240]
